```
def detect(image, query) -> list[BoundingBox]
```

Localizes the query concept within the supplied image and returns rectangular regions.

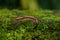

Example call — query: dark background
[0,0,60,10]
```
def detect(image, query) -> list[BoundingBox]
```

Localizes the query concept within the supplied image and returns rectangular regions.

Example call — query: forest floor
[0,9,60,40]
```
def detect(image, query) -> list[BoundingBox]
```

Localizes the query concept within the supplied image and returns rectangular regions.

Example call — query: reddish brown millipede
[13,16,38,25]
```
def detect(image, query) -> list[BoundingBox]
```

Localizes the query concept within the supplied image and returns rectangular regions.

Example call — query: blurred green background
[0,0,60,10]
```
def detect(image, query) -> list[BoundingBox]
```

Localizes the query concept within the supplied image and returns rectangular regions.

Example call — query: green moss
[0,9,60,40]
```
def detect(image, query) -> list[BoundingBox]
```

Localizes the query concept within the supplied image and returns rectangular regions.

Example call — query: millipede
[13,16,39,25]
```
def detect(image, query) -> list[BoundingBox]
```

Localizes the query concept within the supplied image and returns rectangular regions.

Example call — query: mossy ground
[0,9,60,40]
